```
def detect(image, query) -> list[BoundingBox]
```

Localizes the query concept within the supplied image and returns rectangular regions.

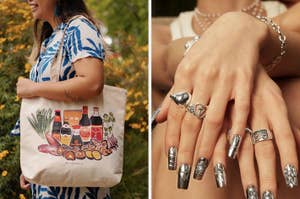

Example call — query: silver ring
[186,103,207,119]
[170,91,192,106]
[251,129,273,144]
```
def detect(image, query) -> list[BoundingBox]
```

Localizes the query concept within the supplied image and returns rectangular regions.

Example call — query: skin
[19,0,104,190]
[152,1,300,198]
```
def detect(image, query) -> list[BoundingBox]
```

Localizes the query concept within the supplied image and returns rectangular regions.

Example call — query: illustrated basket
[20,85,127,187]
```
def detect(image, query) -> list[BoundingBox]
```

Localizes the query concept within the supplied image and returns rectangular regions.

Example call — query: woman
[152,0,300,198]
[17,0,109,198]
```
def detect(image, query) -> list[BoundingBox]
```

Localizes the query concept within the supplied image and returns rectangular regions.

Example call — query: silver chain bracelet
[184,35,201,56]
[256,15,287,72]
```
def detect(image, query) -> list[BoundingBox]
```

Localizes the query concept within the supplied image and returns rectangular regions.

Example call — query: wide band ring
[251,129,273,144]
[186,103,207,119]
[170,91,192,107]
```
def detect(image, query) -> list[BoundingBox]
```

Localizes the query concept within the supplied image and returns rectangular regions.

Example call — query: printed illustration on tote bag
[27,105,118,161]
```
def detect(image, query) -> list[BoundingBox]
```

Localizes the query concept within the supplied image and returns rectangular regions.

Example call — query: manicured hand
[156,12,269,189]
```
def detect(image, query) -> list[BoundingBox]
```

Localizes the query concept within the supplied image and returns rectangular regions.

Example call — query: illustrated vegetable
[27,108,54,139]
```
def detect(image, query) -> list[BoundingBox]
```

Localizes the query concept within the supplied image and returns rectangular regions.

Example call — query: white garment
[170,1,287,40]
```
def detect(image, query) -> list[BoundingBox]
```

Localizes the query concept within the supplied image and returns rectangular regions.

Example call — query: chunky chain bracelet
[184,35,201,56]
[256,15,287,72]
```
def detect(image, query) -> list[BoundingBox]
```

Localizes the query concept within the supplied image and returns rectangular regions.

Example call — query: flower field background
[0,0,148,198]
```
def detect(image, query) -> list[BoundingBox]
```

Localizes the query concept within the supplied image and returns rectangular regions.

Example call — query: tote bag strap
[50,15,82,82]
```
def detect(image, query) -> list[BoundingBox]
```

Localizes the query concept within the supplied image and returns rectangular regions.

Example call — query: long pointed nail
[262,190,275,199]
[178,164,191,189]
[193,157,209,180]
[214,163,227,188]
[170,92,191,106]
[228,134,242,159]
[151,108,160,129]
[284,164,298,188]
[246,185,258,199]
[168,146,177,170]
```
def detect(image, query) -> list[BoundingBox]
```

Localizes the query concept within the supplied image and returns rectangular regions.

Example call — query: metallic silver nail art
[284,164,298,188]
[178,164,191,189]
[214,163,227,188]
[193,157,209,180]
[170,92,191,106]
[168,147,177,170]
[228,134,242,159]
[151,108,160,129]
[246,185,258,199]
[262,190,275,199]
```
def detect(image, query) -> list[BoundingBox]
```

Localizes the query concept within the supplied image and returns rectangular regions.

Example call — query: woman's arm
[17,57,104,101]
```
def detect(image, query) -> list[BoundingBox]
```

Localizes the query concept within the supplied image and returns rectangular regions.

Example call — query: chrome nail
[262,190,275,199]
[178,164,191,189]
[151,108,160,129]
[228,134,242,159]
[168,146,177,170]
[170,92,191,106]
[214,163,227,188]
[284,164,298,188]
[246,185,258,199]
[193,157,209,180]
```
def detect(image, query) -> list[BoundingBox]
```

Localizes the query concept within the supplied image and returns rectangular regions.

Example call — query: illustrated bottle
[79,106,91,144]
[60,122,72,146]
[70,125,82,147]
[90,107,104,141]
[52,110,62,141]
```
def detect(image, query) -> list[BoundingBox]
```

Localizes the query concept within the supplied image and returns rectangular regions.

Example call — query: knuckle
[205,115,223,127]
[261,176,276,187]
[182,114,200,129]
[255,142,275,160]
[168,107,184,121]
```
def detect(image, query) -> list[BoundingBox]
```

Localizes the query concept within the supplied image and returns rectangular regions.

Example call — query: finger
[20,175,30,190]
[213,128,228,188]
[177,82,211,189]
[193,86,230,180]
[268,102,299,188]
[251,114,277,198]
[237,131,259,198]
[156,87,174,123]
[228,84,251,159]
[165,80,192,171]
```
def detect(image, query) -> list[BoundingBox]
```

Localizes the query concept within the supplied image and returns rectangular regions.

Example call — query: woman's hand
[20,173,30,190]
[213,67,298,197]
[156,12,269,189]
[16,77,38,98]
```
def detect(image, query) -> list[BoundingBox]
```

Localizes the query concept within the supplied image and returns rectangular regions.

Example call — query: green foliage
[86,0,148,46]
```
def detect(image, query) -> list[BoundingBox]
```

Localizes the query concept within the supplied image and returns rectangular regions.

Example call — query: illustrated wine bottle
[79,106,91,144]
[52,110,62,141]
[70,125,82,147]
[90,107,104,141]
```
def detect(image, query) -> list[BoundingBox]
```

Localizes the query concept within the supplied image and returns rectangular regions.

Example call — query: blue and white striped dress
[15,16,111,199]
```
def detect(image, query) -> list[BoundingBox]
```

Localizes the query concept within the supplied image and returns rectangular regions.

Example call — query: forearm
[34,77,103,102]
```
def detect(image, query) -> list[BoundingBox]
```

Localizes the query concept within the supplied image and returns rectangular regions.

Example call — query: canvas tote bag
[20,16,127,187]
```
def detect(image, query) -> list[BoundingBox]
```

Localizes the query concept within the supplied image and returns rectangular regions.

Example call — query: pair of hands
[155,12,298,197]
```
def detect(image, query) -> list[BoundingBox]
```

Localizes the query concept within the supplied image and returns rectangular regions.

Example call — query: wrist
[33,82,42,97]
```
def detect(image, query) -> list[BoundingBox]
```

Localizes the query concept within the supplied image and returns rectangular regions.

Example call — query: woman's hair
[29,0,103,63]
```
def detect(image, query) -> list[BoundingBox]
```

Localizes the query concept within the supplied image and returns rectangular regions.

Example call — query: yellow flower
[15,95,20,102]
[19,194,26,199]
[1,170,8,177]
[24,63,31,73]
[0,104,5,110]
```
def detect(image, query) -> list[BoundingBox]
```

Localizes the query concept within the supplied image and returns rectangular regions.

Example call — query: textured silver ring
[186,103,207,119]
[251,129,273,144]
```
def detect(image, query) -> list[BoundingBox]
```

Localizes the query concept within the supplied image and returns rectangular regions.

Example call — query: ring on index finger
[170,91,192,107]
